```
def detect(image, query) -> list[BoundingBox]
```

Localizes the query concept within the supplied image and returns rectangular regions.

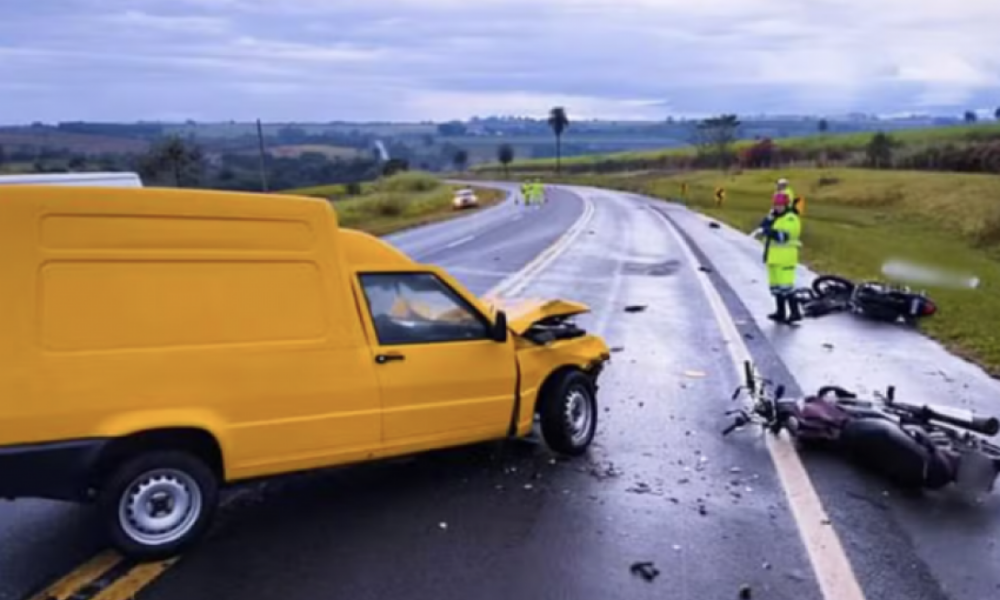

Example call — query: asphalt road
[7,184,1000,600]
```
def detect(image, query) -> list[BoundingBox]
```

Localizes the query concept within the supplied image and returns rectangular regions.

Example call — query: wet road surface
[8,184,1000,600]
[140,187,824,600]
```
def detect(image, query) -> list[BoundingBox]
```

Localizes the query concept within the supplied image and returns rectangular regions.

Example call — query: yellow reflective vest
[764,211,802,266]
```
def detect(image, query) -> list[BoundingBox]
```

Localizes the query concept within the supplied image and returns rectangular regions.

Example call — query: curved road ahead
[5,185,1000,600]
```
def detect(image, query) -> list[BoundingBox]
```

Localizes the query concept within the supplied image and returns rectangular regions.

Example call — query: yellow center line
[26,550,123,600]
[88,559,179,600]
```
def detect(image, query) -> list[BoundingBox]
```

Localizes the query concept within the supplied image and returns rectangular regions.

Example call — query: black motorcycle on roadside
[723,361,1000,495]
[791,274,938,325]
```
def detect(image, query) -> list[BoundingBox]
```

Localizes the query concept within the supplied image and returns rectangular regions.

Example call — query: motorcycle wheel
[811,274,855,299]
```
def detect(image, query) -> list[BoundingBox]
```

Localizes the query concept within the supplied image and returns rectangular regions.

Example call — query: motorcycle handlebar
[889,401,1000,437]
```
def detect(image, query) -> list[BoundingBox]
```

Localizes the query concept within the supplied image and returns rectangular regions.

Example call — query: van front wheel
[539,370,598,456]
[99,451,219,561]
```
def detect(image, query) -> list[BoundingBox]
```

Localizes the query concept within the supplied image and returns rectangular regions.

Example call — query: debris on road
[699,265,713,273]
[709,221,721,229]
[524,483,534,490]
[439,522,448,530]
[610,346,625,353]
[630,561,661,582]
[739,584,753,599]
[822,343,834,350]
[627,482,656,495]
[587,461,622,480]
[684,370,707,378]
[624,305,647,313]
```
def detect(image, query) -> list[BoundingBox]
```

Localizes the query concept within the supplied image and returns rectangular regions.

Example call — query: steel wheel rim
[118,468,203,546]
[565,387,594,445]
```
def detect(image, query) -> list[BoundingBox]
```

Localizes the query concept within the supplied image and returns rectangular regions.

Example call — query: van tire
[98,450,219,561]
[539,370,597,456]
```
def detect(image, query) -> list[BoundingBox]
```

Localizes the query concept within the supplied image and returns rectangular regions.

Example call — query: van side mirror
[491,310,508,343]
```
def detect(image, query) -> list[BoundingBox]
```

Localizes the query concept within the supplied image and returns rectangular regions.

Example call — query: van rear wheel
[539,370,598,456]
[99,450,219,561]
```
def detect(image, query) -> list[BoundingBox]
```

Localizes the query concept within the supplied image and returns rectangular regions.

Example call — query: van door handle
[375,352,405,364]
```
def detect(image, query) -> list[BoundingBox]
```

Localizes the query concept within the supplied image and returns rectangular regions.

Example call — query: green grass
[519,167,1000,374]
[281,172,505,236]
[476,122,1000,171]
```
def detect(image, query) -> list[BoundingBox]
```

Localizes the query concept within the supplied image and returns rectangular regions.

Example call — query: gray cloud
[1,0,999,122]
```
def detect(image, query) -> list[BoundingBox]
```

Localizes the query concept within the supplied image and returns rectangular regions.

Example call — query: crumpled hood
[484,297,591,335]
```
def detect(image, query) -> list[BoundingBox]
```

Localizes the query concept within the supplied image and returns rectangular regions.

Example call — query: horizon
[3,110,995,128]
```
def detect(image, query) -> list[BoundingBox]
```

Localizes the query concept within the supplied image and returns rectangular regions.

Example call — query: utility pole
[256,118,269,192]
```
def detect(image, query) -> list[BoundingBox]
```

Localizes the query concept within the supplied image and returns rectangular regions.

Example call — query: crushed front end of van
[487,297,612,455]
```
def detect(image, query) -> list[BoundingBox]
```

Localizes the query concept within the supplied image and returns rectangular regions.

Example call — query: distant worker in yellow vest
[520,181,530,206]
[776,177,802,215]
[754,192,803,324]
[535,179,546,205]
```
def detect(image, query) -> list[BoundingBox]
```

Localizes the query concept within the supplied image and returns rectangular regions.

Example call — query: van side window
[359,273,490,345]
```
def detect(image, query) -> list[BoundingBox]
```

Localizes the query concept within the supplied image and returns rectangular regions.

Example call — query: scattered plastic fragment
[624,305,647,313]
[684,370,707,378]
[630,561,660,582]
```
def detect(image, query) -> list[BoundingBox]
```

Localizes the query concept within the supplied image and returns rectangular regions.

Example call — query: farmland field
[0,129,149,154]
[477,122,1000,170]
[261,144,364,159]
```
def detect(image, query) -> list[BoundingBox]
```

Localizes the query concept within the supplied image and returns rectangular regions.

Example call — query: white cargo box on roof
[0,172,143,188]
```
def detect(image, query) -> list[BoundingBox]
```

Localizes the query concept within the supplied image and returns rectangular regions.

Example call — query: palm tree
[547,107,569,174]
[497,144,515,178]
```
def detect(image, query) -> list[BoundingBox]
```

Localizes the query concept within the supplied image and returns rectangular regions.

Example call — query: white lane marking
[484,194,596,300]
[444,234,476,249]
[654,207,867,600]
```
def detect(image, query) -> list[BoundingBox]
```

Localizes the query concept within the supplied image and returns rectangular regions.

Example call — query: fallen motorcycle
[791,274,937,325]
[723,361,1000,494]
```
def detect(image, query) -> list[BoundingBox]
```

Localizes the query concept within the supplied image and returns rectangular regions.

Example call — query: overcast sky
[2,0,999,123]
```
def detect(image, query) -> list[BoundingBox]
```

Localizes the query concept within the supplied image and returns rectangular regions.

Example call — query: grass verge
[484,168,1000,375]
[282,172,505,237]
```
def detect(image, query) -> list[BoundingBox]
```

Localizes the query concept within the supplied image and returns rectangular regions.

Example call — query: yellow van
[0,186,611,560]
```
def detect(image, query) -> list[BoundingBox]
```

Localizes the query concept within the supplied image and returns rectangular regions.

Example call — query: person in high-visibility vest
[776,177,803,215]
[754,192,803,324]
[535,179,546,205]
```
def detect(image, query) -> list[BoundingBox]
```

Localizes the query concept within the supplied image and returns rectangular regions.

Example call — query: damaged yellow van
[0,186,610,560]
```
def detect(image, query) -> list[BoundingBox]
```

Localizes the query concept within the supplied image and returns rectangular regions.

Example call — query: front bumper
[0,439,108,502]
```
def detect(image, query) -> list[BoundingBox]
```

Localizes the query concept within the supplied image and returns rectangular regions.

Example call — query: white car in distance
[452,187,479,210]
